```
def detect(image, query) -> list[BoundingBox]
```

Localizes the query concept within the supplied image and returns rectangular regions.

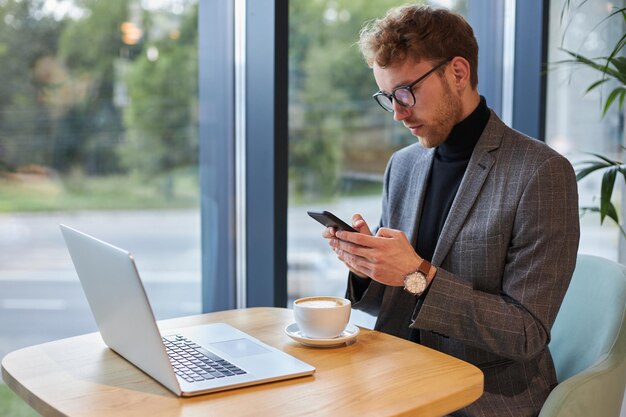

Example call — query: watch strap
[417,258,431,276]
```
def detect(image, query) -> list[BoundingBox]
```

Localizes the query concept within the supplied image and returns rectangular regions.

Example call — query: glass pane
[545,0,625,261]
[287,0,469,326]
[0,0,199,378]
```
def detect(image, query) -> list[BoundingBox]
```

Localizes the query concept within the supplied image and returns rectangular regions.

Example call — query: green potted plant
[556,2,626,239]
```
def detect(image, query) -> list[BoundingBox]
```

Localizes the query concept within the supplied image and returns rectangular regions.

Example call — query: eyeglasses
[372,58,452,113]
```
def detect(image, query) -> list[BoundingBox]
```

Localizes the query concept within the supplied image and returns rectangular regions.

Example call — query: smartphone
[307,210,357,233]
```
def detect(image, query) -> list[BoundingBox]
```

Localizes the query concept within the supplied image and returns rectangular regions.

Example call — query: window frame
[199,1,237,311]
[199,0,288,310]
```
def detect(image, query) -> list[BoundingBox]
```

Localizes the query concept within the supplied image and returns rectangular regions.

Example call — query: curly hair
[358,4,479,88]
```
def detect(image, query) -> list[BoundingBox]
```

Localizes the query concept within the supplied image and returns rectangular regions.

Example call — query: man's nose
[392,101,410,122]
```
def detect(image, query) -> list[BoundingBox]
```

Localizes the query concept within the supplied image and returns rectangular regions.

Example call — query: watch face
[404,272,427,295]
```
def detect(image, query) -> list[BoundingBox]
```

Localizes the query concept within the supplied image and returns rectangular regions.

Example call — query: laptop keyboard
[163,335,247,383]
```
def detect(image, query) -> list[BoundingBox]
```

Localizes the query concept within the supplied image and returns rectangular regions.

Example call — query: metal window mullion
[234,0,247,309]
[502,0,516,126]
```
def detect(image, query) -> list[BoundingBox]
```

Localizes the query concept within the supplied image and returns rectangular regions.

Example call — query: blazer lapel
[432,112,504,265]
[402,148,435,247]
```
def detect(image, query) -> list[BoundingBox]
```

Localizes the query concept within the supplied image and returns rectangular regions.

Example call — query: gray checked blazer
[347,111,580,417]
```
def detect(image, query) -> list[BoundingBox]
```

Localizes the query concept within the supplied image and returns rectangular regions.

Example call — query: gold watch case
[403,271,428,296]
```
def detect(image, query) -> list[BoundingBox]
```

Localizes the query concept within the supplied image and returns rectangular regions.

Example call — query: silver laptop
[60,224,315,396]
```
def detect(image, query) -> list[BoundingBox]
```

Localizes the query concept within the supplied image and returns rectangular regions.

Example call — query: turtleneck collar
[436,96,490,161]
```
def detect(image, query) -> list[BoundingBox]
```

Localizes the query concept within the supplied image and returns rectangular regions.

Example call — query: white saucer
[284,323,360,347]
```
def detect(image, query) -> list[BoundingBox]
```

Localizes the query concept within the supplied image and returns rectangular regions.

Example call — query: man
[323,4,580,417]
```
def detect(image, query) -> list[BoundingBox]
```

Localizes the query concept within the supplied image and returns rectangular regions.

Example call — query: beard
[415,79,463,149]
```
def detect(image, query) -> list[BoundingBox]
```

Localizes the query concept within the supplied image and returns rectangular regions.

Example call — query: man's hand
[326,217,423,287]
[322,214,372,278]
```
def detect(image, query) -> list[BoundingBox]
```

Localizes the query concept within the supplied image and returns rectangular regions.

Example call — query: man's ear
[450,56,471,90]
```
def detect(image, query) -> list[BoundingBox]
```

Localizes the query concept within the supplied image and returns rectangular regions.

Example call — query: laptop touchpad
[210,338,270,358]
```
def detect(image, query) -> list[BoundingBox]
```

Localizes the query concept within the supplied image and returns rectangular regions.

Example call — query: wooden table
[2,307,483,417]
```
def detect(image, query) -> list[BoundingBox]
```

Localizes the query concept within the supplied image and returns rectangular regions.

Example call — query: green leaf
[604,33,626,81]
[604,201,620,227]
[610,56,626,84]
[585,78,609,93]
[580,205,626,238]
[577,159,613,166]
[613,56,626,71]
[559,0,571,25]
[603,87,626,116]
[587,152,620,165]
[574,152,622,181]
[600,166,618,223]
[559,0,575,44]
[576,163,609,181]
[559,49,623,81]
[557,6,626,80]
[561,49,600,67]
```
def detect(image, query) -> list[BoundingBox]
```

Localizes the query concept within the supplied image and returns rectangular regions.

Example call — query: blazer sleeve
[412,154,580,362]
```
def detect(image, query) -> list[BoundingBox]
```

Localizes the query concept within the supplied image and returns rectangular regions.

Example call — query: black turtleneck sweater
[414,96,490,262]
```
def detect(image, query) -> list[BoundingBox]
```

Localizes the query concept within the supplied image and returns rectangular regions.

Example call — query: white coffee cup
[293,296,351,339]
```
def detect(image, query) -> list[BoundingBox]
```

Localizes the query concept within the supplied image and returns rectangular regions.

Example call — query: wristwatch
[403,259,432,296]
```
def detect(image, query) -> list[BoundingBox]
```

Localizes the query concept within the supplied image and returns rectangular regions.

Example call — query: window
[287,0,407,308]
[0,2,200,408]
[545,0,624,261]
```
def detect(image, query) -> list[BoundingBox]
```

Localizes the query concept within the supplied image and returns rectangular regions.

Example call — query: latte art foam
[297,299,341,308]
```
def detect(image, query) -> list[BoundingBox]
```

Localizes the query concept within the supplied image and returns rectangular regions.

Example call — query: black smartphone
[307,210,357,232]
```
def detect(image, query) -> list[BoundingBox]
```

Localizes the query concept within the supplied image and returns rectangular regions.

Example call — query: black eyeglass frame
[372,58,453,112]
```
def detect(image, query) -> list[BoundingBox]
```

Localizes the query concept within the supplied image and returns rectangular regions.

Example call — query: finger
[335,248,371,276]
[351,213,373,235]
[322,227,337,239]
[375,227,397,238]
[330,237,371,258]
[375,227,406,240]
[335,229,379,247]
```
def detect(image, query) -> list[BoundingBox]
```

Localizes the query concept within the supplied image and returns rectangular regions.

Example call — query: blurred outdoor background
[0,0,623,415]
